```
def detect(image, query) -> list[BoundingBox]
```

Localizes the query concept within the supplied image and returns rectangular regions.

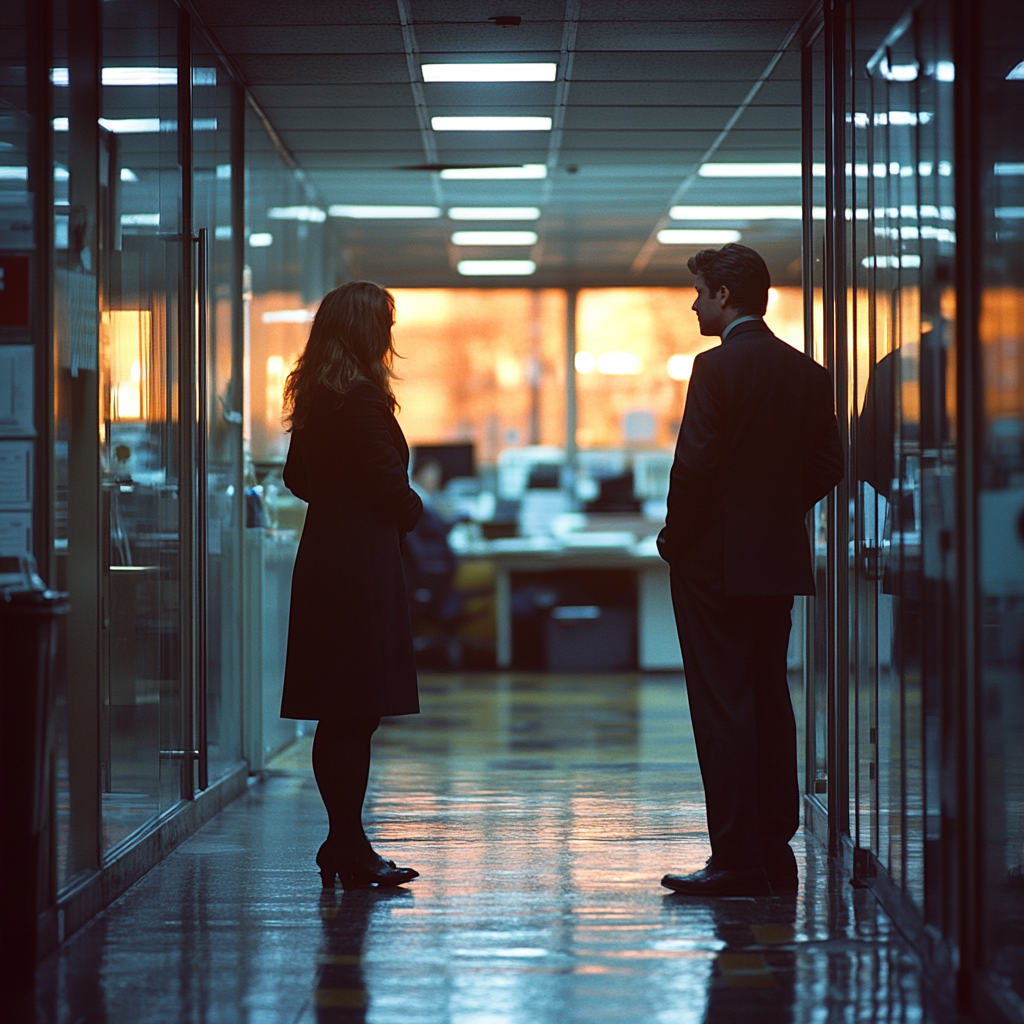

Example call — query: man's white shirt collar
[721,315,762,341]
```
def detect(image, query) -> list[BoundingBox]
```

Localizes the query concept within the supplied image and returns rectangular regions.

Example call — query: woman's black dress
[280,380,423,721]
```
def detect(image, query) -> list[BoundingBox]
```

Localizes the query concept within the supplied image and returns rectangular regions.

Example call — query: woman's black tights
[312,717,380,856]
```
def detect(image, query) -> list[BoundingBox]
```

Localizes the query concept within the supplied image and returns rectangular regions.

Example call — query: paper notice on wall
[0,346,34,436]
[0,440,32,509]
[0,193,34,251]
[0,511,32,556]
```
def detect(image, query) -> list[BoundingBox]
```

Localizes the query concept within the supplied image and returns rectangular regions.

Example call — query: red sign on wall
[0,256,30,328]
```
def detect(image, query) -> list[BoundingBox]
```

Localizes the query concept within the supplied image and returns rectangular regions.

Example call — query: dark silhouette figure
[659,244,843,897]
[280,281,423,889]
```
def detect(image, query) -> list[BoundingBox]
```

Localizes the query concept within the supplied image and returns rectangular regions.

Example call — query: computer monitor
[411,443,475,486]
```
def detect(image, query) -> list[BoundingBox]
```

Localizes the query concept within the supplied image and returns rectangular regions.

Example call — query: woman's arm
[283,433,311,502]
[344,384,423,533]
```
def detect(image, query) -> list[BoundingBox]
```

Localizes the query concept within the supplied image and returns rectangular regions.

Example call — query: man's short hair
[687,243,771,316]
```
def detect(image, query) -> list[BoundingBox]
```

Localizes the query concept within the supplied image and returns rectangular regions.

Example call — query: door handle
[196,227,209,792]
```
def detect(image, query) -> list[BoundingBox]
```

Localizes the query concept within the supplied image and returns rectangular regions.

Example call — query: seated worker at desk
[405,458,459,629]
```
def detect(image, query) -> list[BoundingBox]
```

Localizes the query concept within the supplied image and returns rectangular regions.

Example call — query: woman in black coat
[280,281,423,889]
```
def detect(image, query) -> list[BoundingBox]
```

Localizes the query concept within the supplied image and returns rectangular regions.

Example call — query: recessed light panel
[440,165,547,180]
[657,229,742,245]
[422,63,557,82]
[670,206,803,220]
[448,207,541,221]
[451,231,538,245]
[328,206,442,219]
[268,206,326,223]
[431,116,552,132]
[699,163,802,177]
[457,260,537,276]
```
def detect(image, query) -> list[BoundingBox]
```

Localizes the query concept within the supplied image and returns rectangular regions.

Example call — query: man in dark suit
[658,244,843,897]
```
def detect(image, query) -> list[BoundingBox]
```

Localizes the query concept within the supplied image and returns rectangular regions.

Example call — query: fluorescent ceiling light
[215,226,231,240]
[849,111,932,127]
[120,168,138,182]
[440,164,547,180]
[874,225,955,243]
[451,230,538,245]
[217,164,231,179]
[262,309,314,324]
[101,118,160,133]
[59,118,218,133]
[248,232,273,247]
[861,255,922,268]
[996,163,1024,175]
[422,63,557,82]
[0,167,27,180]
[121,213,159,226]
[54,166,69,181]
[328,205,441,218]
[51,67,216,86]
[667,354,695,381]
[1006,61,1024,80]
[431,116,552,132]
[457,260,536,276]
[268,205,326,223]
[996,207,1024,218]
[657,229,742,245]
[670,205,803,220]
[448,207,541,221]
[596,352,642,375]
[880,58,918,82]
[699,163,802,177]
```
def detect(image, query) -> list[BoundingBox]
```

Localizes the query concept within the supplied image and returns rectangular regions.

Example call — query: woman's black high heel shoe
[316,842,340,888]
[316,841,418,889]
[337,855,419,890]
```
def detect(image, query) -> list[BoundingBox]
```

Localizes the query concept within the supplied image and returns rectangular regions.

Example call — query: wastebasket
[0,555,70,991]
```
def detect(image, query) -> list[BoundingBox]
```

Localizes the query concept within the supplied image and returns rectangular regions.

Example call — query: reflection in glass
[98,0,184,851]
[847,0,957,917]
[979,0,1024,1002]
[193,33,243,783]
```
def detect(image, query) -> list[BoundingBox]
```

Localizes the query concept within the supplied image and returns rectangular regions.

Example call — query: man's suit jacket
[659,318,844,595]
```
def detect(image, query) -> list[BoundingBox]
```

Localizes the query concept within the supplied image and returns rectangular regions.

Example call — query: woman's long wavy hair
[283,281,398,432]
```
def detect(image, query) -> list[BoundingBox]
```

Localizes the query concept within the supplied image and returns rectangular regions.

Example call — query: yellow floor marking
[716,952,776,988]
[315,989,367,1008]
[751,924,796,944]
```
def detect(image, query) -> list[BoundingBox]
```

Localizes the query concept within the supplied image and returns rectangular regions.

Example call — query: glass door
[192,36,244,784]
[97,0,187,851]
[802,26,831,831]
[849,0,957,916]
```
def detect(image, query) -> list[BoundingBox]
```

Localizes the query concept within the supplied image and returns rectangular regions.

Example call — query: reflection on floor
[24,674,959,1024]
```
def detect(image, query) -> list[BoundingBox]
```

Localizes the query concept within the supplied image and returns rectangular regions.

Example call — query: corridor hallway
[23,674,955,1024]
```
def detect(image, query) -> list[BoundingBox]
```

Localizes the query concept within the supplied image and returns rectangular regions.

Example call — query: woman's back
[280,378,422,722]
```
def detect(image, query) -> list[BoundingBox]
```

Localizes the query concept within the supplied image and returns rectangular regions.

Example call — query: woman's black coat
[280,380,423,721]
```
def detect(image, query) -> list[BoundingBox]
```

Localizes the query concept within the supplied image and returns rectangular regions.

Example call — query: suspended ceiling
[192,0,816,288]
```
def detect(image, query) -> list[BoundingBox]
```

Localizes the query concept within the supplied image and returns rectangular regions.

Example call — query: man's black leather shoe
[766,866,798,893]
[661,862,771,897]
[764,845,799,893]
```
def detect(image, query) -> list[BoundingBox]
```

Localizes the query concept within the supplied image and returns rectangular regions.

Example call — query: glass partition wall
[977,0,1024,1010]
[47,0,249,901]
[809,0,1024,1016]
[806,0,960,955]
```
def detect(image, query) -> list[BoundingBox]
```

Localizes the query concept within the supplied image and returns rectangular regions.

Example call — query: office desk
[481,538,683,671]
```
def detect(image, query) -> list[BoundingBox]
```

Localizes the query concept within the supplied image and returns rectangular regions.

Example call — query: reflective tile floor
[21,674,960,1023]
